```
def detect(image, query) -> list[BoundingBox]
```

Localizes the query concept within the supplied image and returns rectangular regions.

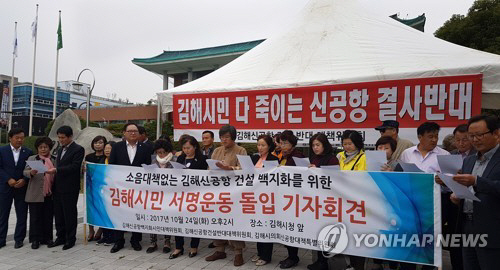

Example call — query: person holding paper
[146,139,175,254]
[450,114,500,269]
[375,120,413,163]
[46,126,84,251]
[84,135,107,243]
[400,122,449,270]
[375,136,399,171]
[276,130,305,268]
[249,134,278,266]
[336,130,367,270]
[307,133,338,270]
[337,130,366,171]
[206,125,247,266]
[23,137,55,249]
[172,136,207,259]
[0,128,33,249]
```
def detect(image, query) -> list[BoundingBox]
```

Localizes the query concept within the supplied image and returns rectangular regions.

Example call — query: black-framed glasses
[467,131,491,140]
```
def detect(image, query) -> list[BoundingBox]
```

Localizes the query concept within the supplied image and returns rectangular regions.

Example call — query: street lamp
[72,69,95,128]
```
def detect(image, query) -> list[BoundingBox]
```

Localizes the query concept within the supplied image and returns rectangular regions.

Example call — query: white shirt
[10,144,21,165]
[126,141,137,164]
[60,141,74,159]
[400,145,450,173]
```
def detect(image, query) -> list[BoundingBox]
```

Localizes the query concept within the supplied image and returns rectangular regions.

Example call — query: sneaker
[96,238,107,246]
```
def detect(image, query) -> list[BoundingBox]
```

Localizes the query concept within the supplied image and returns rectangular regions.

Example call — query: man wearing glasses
[451,114,500,269]
[108,123,153,253]
[375,120,413,163]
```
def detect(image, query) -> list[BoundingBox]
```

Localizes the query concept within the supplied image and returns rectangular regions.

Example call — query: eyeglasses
[467,131,491,140]
[126,130,139,134]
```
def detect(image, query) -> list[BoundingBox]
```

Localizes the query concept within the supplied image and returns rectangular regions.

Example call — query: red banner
[173,75,482,143]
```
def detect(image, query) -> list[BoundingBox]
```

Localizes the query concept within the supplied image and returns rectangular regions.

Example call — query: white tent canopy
[158,0,500,111]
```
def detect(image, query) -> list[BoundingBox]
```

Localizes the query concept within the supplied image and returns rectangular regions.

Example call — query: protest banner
[173,74,482,145]
[85,163,441,266]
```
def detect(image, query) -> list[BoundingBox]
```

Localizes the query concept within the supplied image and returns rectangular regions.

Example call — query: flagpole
[29,4,39,136]
[8,22,17,131]
[53,10,61,119]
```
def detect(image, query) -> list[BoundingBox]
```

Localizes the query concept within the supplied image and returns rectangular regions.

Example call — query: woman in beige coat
[24,137,56,249]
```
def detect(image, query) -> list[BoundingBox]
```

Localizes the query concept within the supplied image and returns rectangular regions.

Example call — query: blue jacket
[0,145,33,194]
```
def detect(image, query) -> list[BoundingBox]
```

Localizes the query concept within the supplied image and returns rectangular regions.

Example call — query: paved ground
[0,195,451,270]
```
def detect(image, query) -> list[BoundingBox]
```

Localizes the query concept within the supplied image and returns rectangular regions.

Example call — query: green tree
[435,0,500,54]
[144,120,173,141]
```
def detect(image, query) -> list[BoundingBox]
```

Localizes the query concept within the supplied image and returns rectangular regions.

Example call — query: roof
[132,40,265,64]
[390,13,426,32]
[158,0,500,111]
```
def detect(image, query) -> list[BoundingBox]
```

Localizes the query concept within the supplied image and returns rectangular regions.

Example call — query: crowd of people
[0,113,499,270]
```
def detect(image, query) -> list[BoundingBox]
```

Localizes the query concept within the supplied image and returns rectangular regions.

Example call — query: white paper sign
[26,160,48,173]
[365,150,387,171]
[437,155,462,175]
[141,163,159,171]
[169,161,187,169]
[262,160,279,168]
[237,155,255,171]
[292,157,310,167]
[399,162,423,172]
[206,159,222,170]
[438,173,480,201]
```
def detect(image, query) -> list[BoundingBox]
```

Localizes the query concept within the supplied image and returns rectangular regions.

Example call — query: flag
[57,12,63,50]
[31,14,38,41]
[13,24,18,57]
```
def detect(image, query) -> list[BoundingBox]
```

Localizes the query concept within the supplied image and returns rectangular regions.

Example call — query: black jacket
[176,154,208,170]
[109,141,153,167]
[251,153,279,165]
[54,142,85,193]
[457,146,500,248]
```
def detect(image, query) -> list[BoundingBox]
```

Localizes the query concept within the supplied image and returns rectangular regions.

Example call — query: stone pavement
[0,195,452,270]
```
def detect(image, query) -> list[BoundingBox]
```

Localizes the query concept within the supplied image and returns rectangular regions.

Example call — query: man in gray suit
[451,114,500,270]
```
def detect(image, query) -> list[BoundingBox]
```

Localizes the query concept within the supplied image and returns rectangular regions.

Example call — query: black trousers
[114,231,142,245]
[0,188,28,245]
[53,192,78,244]
[28,196,54,243]
[285,245,299,260]
[174,236,200,250]
[257,242,273,262]
[442,192,463,270]
[462,219,500,270]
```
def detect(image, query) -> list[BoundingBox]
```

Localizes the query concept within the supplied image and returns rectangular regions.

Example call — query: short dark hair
[273,133,281,143]
[453,124,468,135]
[417,122,440,136]
[468,114,499,132]
[105,141,116,148]
[8,128,25,138]
[91,136,108,151]
[279,130,298,147]
[153,139,173,153]
[309,133,334,157]
[219,125,237,141]
[56,126,73,137]
[375,136,397,153]
[137,126,146,135]
[202,130,214,139]
[123,123,139,132]
[257,134,275,153]
[341,130,364,150]
[180,135,203,159]
[35,136,54,150]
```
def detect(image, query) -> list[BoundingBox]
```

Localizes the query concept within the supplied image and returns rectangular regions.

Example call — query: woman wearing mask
[147,139,175,254]
[250,134,278,266]
[24,137,56,249]
[170,136,207,259]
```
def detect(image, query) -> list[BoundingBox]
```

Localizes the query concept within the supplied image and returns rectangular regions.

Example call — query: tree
[144,120,173,141]
[434,0,500,55]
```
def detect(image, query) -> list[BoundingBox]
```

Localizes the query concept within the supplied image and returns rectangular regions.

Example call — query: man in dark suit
[109,123,153,253]
[46,126,84,250]
[0,128,32,249]
[138,126,154,149]
[451,114,500,270]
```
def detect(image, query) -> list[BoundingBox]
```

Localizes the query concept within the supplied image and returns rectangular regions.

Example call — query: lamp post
[72,69,95,128]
